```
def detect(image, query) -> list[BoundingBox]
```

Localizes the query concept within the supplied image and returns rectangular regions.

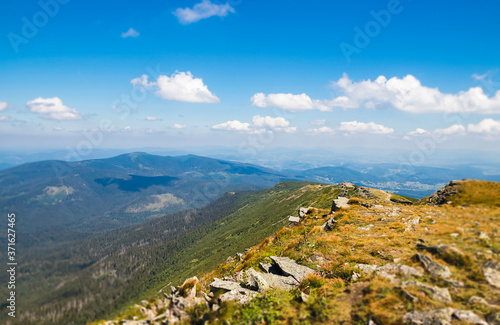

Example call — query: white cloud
[131,71,220,103]
[407,128,429,136]
[121,28,139,38]
[252,115,296,133]
[173,0,235,24]
[311,119,326,126]
[434,124,466,136]
[405,125,465,139]
[212,120,255,133]
[212,115,295,134]
[0,102,8,111]
[468,119,500,135]
[122,126,132,132]
[53,126,64,131]
[145,116,158,121]
[26,97,82,120]
[331,73,500,114]
[306,126,335,135]
[0,116,9,121]
[172,123,186,129]
[251,93,332,112]
[338,121,394,134]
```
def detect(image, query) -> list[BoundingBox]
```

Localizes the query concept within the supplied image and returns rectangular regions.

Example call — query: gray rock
[451,310,488,325]
[407,217,420,225]
[259,262,273,273]
[331,196,349,212]
[403,308,454,324]
[270,256,315,282]
[358,224,374,231]
[478,231,490,240]
[210,278,244,292]
[300,292,310,302]
[482,260,500,288]
[444,279,464,288]
[288,216,300,223]
[355,263,423,282]
[246,268,269,293]
[219,288,258,304]
[402,281,452,303]
[398,287,419,303]
[424,180,461,205]
[322,217,337,231]
[468,296,489,307]
[299,207,310,217]
[415,254,452,278]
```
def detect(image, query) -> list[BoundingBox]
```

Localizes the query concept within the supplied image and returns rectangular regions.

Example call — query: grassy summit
[98,180,500,324]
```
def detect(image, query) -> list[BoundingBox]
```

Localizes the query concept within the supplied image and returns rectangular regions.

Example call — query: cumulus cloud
[172,123,186,129]
[405,125,466,139]
[331,73,500,114]
[252,115,296,133]
[212,115,296,134]
[26,97,82,120]
[468,119,500,135]
[0,102,8,111]
[131,71,220,103]
[121,28,139,38]
[173,0,235,24]
[306,126,335,135]
[252,73,500,114]
[338,121,394,134]
[212,120,255,133]
[251,93,333,112]
[145,116,158,121]
[53,126,64,131]
[407,128,429,136]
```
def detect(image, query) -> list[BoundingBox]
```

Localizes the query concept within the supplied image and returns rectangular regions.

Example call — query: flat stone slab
[482,260,500,289]
[288,216,300,223]
[402,280,452,303]
[270,256,315,282]
[332,197,350,212]
[210,278,244,292]
[415,253,452,278]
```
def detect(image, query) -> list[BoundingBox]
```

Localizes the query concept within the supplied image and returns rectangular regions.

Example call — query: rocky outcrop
[416,244,469,266]
[403,308,488,325]
[270,256,315,282]
[355,263,423,283]
[401,281,452,303]
[482,260,500,288]
[415,253,451,278]
[331,196,350,212]
[424,180,461,205]
[322,217,337,231]
[299,207,311,218]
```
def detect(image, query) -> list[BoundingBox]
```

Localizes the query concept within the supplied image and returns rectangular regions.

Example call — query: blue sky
[1,0,500,156]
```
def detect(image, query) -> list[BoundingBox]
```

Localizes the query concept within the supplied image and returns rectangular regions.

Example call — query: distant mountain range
[1,152,499,248]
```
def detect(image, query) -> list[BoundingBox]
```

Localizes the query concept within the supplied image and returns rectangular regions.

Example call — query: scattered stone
[402,281,452,303]
[288,216,300,223]
[355,263,423,283]
[225,256,235,264]
[444,279,464,288]
[373,205,384,210]
[358,224,374,231]
[451,310,488,324]
[322,217,337,231]
[403,308,454,325]
[299,207,310,218]
[300,292,310,303]
[331,196,350,212]
[415,254,451,278]
[351,272,361,281]
[407,217,420,225]
[400,288,419,303]
[450,233,459,238]
[270,256,315,282]
[236,252,244,261]
[482,261,500,289]
[468,296,490,307]
[210,278,243,292]
[308,254,329,264]
[219,288,258,304]
[416,244,468,266]
[478,231,490,240]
